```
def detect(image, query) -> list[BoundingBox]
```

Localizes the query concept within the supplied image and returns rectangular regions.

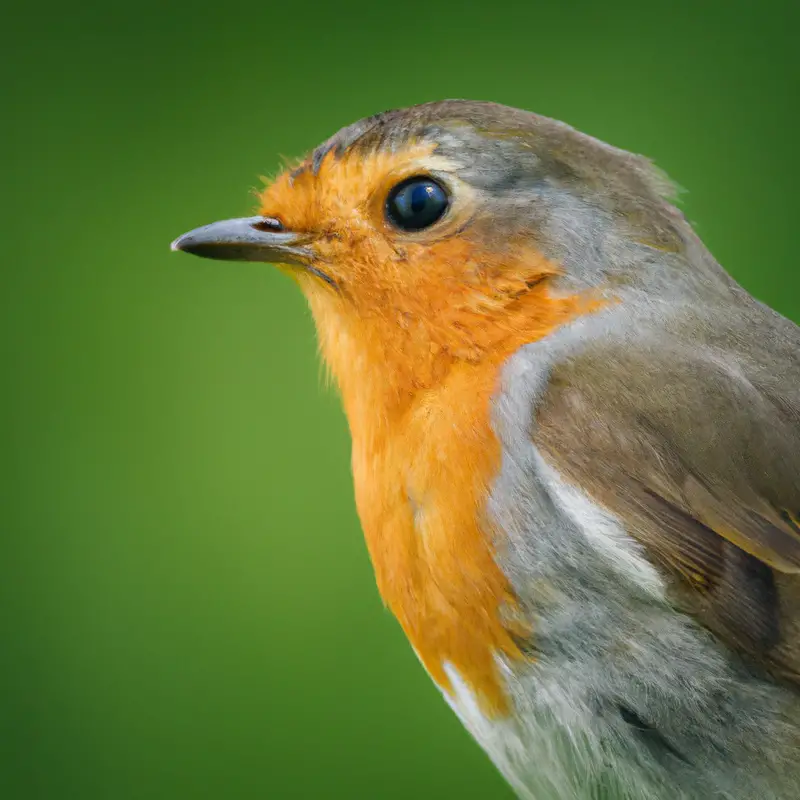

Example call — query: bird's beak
[171,216,311,266]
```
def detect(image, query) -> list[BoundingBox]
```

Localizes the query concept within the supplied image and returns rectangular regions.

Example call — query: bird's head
[173,100,691,413]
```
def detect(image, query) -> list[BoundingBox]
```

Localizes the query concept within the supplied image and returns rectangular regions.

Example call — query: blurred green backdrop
[3,0,799,797]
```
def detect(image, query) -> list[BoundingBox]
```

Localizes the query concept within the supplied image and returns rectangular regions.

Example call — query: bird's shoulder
[506,292,800,678]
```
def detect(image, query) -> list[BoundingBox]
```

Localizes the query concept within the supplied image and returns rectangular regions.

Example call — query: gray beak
[171,216,311,265]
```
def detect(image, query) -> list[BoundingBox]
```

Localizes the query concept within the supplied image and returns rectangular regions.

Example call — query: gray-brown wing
[532,332,800,679]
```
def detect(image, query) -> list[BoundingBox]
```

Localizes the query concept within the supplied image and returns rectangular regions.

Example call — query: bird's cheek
[311,233,389,282]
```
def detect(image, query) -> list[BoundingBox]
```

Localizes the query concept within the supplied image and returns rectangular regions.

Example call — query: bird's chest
[349,364,524,715]
[349,379,682,797]
[346,361,731,799]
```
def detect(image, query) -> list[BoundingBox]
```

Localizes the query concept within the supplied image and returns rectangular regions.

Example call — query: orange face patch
[259,141,464,256]
[258,143,603,715]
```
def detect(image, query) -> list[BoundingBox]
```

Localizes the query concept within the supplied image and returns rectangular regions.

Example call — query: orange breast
[336,286,601,718]
[352,357,520,715]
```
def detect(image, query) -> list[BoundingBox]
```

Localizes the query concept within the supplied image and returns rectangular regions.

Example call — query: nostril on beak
[251,217,284,232]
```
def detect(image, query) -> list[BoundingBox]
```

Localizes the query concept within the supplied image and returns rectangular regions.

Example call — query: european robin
[172,101,800,799]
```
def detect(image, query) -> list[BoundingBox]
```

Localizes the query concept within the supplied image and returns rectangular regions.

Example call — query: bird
[171,100,800,800]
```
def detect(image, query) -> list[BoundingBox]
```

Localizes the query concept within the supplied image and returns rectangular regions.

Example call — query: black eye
[385,176,449,231]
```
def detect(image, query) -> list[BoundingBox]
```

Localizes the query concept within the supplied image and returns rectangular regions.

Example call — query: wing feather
[532,334,800,671]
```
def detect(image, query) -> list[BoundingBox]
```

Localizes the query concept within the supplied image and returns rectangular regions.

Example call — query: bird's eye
[385,176,449,231]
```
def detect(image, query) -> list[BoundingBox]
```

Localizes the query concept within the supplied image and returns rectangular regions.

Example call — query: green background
[3,0,799,797]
